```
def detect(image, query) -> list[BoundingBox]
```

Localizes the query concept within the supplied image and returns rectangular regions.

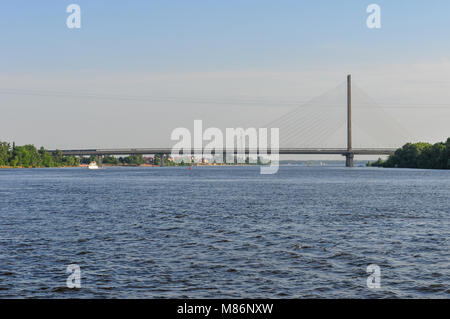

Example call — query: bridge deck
[49,148,396,156]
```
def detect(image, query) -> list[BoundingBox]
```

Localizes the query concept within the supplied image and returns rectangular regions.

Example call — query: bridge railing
[47,148,397,156]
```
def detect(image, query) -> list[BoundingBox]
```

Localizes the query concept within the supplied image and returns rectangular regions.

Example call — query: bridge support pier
[98,155,103,167]
[345,153,354,168]
[159,154,165,167]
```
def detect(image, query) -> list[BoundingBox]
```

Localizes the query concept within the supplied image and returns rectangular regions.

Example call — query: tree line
[0,142,162,168]
[369,138,450,169]
[0,142,79,168]
[80,154,155,166]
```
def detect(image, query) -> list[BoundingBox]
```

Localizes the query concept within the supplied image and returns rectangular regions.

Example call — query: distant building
[144,156,154,164]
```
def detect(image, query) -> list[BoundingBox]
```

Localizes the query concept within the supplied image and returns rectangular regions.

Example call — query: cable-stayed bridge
[48,75,405,167]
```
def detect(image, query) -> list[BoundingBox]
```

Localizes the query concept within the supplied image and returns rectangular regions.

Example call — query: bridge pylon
[345,152,354,167]
[346,74,354,167]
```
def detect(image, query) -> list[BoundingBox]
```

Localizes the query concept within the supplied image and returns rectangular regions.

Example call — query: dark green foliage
[0,142,80,168]
[102,155,119,165]
[368,158,385,167]
[0,142,10,166]
[369,138,450,169]
[80,156,103,164]
[122,154,144,165]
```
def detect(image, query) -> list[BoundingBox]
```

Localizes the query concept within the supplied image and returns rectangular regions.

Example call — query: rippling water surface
[0,166,448,298]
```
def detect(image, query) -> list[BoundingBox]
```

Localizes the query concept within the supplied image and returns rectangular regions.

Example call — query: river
[0,166,448,298]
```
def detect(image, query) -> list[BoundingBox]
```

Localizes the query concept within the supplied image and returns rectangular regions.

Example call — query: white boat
[88,161,99,169]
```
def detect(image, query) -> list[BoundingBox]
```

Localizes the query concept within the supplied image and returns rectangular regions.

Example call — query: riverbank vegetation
[0,142,258,168]
[0,142,155,168]
[0,142,79,168]
[80,155,146,166]
[369,138,450,169]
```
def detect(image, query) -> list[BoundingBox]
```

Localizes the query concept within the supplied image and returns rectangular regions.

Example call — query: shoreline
[0,163,259,169]
[0,165,80,169]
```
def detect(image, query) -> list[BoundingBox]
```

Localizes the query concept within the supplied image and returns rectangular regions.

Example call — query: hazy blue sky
[2,1,450,72]
[0,1,449,153]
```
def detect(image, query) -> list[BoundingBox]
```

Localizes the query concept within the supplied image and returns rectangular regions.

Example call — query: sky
[0,0,449,156]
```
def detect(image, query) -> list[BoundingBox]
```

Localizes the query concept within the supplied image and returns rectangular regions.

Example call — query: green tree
[102,155,119,165]
[124,154,144,165]
[0,142,10,166]
[13,145,40,167]
[40,147,55,167]
[373,138,450,170]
